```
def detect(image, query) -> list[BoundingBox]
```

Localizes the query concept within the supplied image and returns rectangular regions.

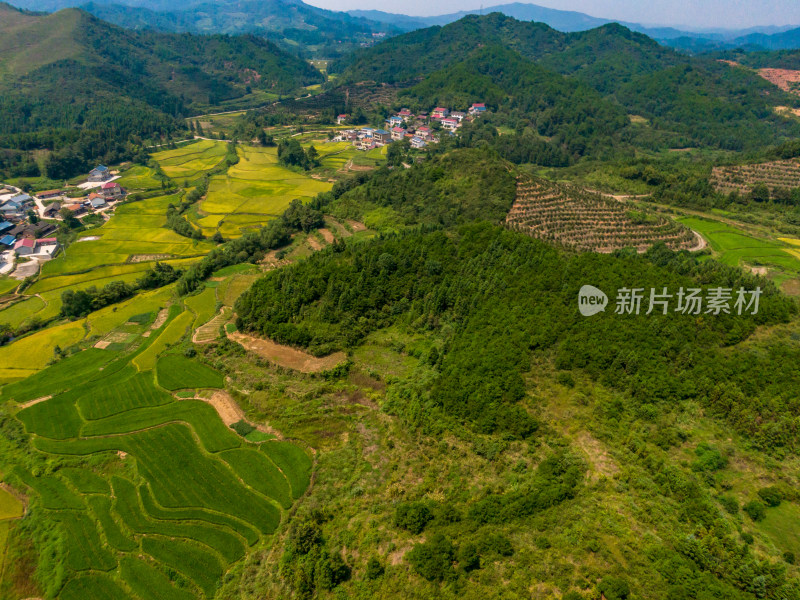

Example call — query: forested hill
[0,3,323,137]
[331,14,800,151]
[79,0,394,55]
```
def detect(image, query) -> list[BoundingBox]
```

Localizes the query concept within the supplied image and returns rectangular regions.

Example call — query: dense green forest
[330,14,800,151]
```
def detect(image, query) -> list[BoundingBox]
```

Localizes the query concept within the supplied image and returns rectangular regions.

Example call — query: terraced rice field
[151,140,229,182]
[711,159,800,194]
[507,177,696,253]
[5,308,312,599]
[678,216,800,283]
[195,146,331,238]
[115,165,163,191]
[31,194,212,296]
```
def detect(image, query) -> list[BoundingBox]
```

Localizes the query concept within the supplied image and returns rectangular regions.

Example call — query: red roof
[391,127,405,132]
[418,126,431,132]
[101,182,119,189]
[337,114,348,118]
[434,107,447,111]
[38,189,61,196]
[65,204,84,212]
[36,237,57,245]
[14,239,34,249]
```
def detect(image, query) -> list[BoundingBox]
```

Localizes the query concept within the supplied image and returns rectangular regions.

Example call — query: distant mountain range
[348,3,800,50]
[7,0,800,53]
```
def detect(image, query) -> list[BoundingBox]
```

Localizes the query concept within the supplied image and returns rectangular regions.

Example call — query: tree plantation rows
[507,178,697,252]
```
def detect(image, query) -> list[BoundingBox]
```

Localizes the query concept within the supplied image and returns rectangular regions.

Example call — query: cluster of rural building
[335,103,487,150]
[0,165,127,275]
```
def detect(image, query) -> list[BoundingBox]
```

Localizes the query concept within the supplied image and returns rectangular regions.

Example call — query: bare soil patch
[93,340,111,349]
[575,432,619,481]
[318,228,335,243]
[346,219,367,232]
[16,396,50,410]
[229,331,346,373]
[129,254,172,263]
[190,390,281,438]
[151,308,169,330]
[306,235,324,251]
[758,68,800,95]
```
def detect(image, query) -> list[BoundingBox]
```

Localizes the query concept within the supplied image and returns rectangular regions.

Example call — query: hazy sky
[304,0,800,29]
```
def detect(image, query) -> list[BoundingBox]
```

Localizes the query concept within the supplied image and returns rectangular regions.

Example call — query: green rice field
[679,216,800,283]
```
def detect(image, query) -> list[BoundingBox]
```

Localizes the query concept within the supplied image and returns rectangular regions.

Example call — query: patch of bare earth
[228,331,346,373]
[129,254,172,263]
[574,432,619,482]
[318,228,335,243]
[151,308,169,330]
[346,219,367,232]
[758,68,800,94]
[94,340,111,349]
[306,235,324,251]
[190,390,281,437]
[16,396,50,410]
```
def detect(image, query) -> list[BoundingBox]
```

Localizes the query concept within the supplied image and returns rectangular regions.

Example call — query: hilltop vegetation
[0,3,322,178]
[331,14,800,152]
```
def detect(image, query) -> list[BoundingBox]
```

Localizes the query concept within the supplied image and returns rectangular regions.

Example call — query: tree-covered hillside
[331,14,800,151]
[0,2,323,178]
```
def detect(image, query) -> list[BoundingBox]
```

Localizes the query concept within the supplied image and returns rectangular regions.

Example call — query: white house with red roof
[391,127,407,141]
[416,126,432,139]
[398,108,413,118]
[337,114,348,125]
[441,118,460,131]
[431,107,450,119]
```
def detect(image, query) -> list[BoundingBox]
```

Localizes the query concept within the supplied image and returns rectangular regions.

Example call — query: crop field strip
[195,145,331,238]
[677,216,800,281]
[8,338,313,598]
[711,158,800,194]
[506,178,697,253]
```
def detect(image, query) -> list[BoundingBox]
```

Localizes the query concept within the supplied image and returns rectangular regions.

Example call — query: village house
[416,126,432,139]
[0,235,15,247]
[373,129,391,145]
[88,165,112,182]
[386,116,404,128]
[13,238,35,256]
[101,182,125,200]
[0,194,34,220]
[399,108,413,118]
[0,222,13,235]
[64,203,87,217]
[9,221,55,238]
[336,114,348,125]
[469,103,487,115]
[410,136,427,149]
[432,107,450,119]
[37,189,62,200]
[42,203,61,218]
[441,118,460,131]
[34,237,60,258]
[391,127,407,141]
[90,197,107,210]
[450,111,466,122]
